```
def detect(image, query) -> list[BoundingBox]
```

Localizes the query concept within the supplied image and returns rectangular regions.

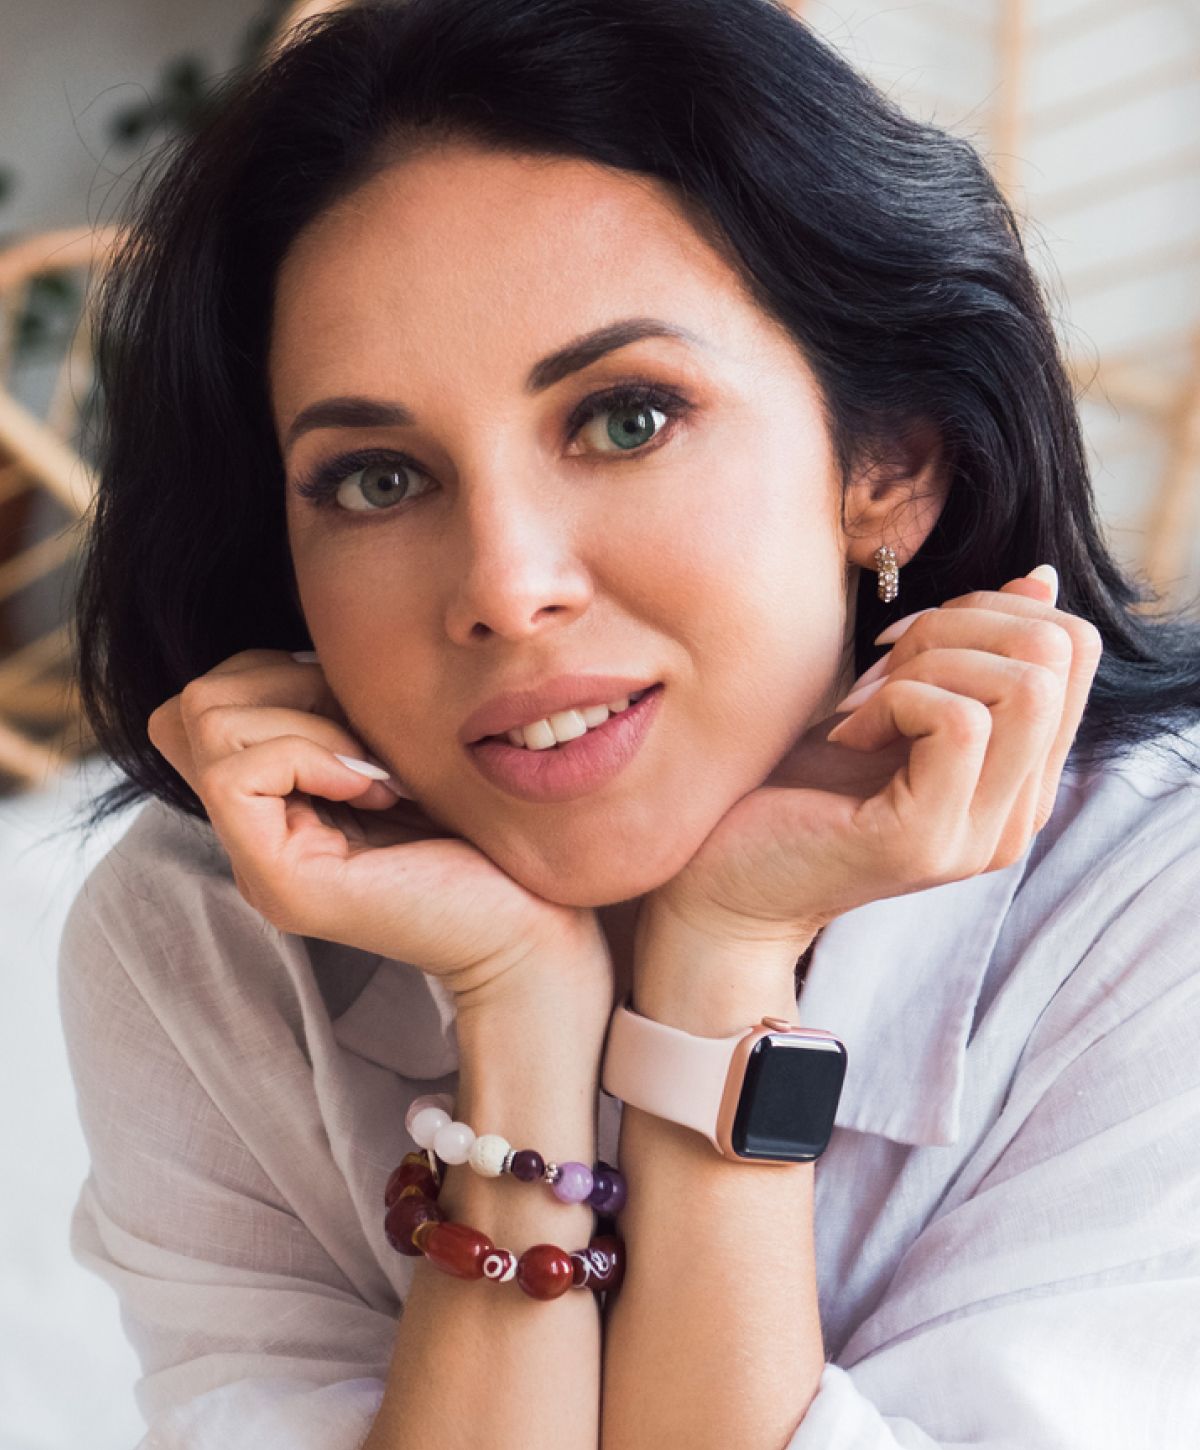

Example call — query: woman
[61,1,1200,1446]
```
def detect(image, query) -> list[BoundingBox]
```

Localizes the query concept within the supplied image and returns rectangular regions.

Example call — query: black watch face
[732,1034,847,1161]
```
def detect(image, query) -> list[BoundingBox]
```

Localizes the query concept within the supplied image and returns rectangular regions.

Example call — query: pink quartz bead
[404,1094,445,1136]
[409,1105,451,1150]
[432,1118,476,1165]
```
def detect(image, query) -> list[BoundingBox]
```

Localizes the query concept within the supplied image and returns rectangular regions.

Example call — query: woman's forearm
[364,967,613,1450]
[600,914,826,1450]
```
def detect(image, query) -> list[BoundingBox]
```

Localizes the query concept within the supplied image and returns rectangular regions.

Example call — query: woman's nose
[441,484,594,644]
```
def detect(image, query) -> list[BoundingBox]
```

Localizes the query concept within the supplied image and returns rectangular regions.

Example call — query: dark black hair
[71,0,1200,839]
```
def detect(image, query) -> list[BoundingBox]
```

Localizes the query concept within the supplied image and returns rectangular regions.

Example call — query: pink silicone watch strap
[600,998,754,1153]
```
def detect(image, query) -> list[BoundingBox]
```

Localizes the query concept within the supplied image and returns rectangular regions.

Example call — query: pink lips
[459,673,659,745]
[467,682,665,803]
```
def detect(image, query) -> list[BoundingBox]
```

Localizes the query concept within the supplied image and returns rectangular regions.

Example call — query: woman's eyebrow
[281,316,708,455]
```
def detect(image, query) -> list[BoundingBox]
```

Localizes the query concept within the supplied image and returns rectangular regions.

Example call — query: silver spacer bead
[543,1161,562,1184]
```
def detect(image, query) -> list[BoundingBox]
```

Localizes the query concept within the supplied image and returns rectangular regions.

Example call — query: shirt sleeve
[786,849,1200,1449]
[58,881,395,1450]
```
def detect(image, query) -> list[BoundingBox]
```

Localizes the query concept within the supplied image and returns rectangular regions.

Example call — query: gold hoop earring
[874,546,899,603]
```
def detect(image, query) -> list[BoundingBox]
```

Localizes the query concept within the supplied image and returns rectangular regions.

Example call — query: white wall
[0,0,261,234]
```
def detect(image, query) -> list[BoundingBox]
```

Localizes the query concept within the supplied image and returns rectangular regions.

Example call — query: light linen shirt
[59,723,1200,1449]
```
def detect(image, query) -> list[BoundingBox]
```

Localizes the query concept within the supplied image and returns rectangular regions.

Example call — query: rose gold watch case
[714,1017,846,1163]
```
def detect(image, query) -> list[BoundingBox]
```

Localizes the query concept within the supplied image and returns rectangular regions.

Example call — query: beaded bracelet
[384,1149,626,1301]
[405,1093,628,1215]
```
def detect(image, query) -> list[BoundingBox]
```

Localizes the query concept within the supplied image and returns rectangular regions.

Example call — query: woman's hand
[147,649,608,1010]
[644,568,1104,950]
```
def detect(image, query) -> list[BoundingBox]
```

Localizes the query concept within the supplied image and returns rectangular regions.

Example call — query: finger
[154,694,400,813]
[179,701,400,809]
[184,652,350,724]
[834,678,993,886]
[849,647,1065,865]
[149,657,345,772]
[201,734,410,919]
[871,591,1100,829]
[937,591,1102,824]
[861,606,1075,737]
[203,647,322,680]
[875,606,1074,678]
[998,576,1057,607]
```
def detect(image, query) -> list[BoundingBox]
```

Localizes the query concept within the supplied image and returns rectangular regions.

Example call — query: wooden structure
[0,0,350,796]
[0,226,116,791]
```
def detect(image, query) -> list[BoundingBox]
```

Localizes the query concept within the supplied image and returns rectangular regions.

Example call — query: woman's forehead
[267,147,808,430]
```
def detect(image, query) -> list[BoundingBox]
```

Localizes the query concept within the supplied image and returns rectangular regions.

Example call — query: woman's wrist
[451,918,615,1027]
[437,1043,603,1251]
[631,901,810,1036]
[446,940,612,1233]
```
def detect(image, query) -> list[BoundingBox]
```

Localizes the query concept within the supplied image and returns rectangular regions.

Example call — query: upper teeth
[503,689,650,751]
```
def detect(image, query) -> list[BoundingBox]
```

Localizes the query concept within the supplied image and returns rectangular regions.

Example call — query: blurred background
[1,0,1198,1445]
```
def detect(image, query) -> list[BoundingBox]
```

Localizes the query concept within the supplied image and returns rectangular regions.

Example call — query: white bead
[433,1119,476,1164]
[409,1106,450,1149]
[405,1094,447,1137]
[469,1133,512,1177]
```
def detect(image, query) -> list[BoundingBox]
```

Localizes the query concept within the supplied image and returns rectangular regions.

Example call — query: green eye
[292,380,694,517]
[568,383,691,457]
[293,448,430,512]
[578,400,667,452]
[335,460,428,513]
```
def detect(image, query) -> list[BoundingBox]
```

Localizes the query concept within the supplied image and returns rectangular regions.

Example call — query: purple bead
[587,1169,614,1211]
[590,1168,627,1215]
[509,1149,545,1183]
[551,1161,594,1204]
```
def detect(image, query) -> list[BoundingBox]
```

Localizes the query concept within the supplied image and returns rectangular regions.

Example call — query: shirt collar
[797,855,1028,1147]
[332,851,1024,1151]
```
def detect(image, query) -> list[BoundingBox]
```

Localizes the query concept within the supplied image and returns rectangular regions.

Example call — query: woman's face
[269,141,855,909]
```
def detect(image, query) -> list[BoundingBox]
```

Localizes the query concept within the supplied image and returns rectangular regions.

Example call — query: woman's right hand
[146,648,610,1011]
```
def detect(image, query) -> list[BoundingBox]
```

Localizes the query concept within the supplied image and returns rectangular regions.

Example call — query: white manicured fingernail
[833,677,886,713]
[1026,564,1059,604]
[874,607,936,646]
[334,753,415,800]
[292,650,319,662]
[846,651,892,692]
[335,753,392,781]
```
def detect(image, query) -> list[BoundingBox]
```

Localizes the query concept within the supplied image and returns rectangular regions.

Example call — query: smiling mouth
[472,684,663,749]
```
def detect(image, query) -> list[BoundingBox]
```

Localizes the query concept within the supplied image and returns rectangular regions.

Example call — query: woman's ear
[841,418,949,571]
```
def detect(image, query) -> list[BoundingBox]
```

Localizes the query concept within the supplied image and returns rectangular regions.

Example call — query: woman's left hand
[645,568,1104,950]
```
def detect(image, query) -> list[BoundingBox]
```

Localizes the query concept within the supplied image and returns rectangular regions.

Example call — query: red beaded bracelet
[383,1150,625,1302]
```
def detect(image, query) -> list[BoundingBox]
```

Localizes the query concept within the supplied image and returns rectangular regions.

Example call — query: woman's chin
[426,785,718,907]
[493,837,701,911]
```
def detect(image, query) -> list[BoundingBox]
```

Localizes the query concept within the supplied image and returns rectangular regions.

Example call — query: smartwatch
[600,995,847,1164]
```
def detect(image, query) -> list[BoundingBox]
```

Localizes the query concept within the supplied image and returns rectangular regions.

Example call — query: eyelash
[291,381,695,514]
